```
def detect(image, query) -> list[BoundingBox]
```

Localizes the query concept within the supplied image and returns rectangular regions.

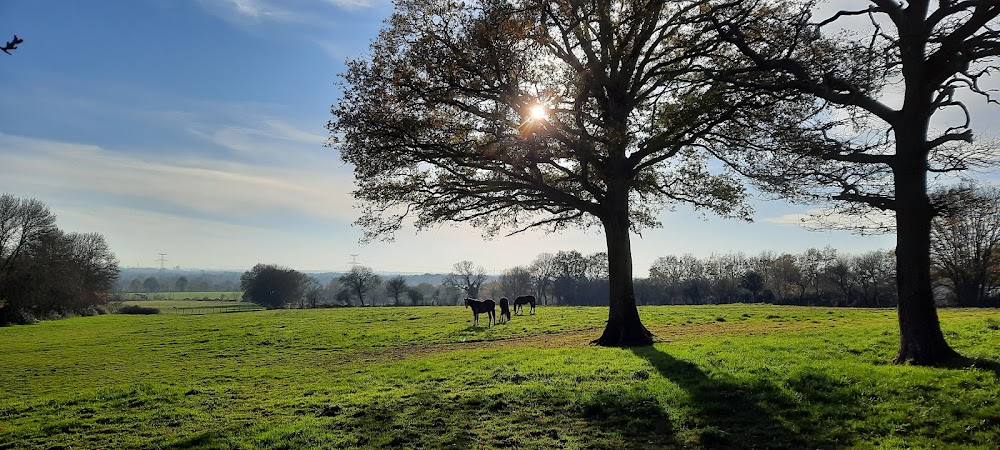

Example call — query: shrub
[118,305,159,315]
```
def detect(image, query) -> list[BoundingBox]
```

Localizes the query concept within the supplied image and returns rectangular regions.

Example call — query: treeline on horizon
[127,246,994,310]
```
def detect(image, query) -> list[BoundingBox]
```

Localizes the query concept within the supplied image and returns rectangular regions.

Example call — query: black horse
[498,297,511,324]
[464,297,496,327]
[513,295,536,315]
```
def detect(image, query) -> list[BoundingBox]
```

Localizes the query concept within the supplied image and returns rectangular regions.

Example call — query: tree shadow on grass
[628,346,863,449]
[952,357,1000,377]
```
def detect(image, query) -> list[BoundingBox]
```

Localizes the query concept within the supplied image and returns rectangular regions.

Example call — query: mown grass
[1,305,998,449]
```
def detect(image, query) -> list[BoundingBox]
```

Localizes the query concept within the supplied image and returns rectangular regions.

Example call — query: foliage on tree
[240,264,309,309]
[706,0,1000,365]
[339,265,381,306]
[739,270,765,298]
[385,275,409,306]
[0,194,119,324]
[329,0,807,345]
[931,184,1000,307]
[143,277,161,293]
[174,276,189,292]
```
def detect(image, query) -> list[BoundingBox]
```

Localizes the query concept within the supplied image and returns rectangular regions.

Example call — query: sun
[528,104,549,121]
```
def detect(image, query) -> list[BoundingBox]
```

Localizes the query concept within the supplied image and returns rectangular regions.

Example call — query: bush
[118,305,159,315]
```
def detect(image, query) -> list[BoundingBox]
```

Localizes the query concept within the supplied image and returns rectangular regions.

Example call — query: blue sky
[0,0,903,274]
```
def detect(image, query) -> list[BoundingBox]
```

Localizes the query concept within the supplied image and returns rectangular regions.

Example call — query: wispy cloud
[0,133,357,226]
[195,0,380,27]
[764,207,895,232]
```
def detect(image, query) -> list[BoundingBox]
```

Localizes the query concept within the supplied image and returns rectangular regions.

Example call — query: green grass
[119,299,262,314]
[1,305,999,449]
[121,291,242,301]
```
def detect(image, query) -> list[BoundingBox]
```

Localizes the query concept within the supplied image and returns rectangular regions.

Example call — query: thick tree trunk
[592,207,653,347]
[892,162,961,365]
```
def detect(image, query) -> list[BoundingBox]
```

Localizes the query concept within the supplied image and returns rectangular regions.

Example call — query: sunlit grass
[2,305,998,449]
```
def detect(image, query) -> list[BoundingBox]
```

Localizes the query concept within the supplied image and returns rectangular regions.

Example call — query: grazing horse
[498,297,511,324]
[513,295,536,315]
[464,297,496,327]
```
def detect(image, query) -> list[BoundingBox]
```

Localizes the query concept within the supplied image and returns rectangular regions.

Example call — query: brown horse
[513,295,536,315]
[464,297,496,327]
[498,297,511,324]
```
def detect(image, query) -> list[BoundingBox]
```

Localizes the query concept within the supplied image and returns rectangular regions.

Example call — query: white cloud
[0,133,357,224]
[764,207,895,232]
[195,0,380,27]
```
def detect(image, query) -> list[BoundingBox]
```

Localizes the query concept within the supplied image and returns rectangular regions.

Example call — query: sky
[0,0,969,276]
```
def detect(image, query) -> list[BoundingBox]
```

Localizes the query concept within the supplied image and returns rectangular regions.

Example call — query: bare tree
[709,0,1000,364]
[339,265,381,306]
[529,253,557,305]
[931,184,1000,306]
[499,266,533,299]
[443,261,487,299]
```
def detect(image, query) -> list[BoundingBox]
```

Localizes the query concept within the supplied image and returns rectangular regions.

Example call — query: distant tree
[385,275,408,306]
[142,277,161,293]
[443,261,486,299]
[240,264,309,309]
[65,232,119,307]
[414,282,437,306]
[931,185,1000,307]
[303,277,325,308]
[481,280,502,300]
[128,277,143,292]
[853,250,896,307]
[174,276,189,292]
[552,251,589,305]
[825,257,855,306]
[335,288,353,306]
[339,265,381,306]
[499,266,533,300]
[406,287,424,306]
[529,253,557,305]
[739,271,765,300]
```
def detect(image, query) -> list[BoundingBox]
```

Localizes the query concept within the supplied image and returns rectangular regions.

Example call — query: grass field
[120,292,242,301]
[119,300,263,314]
[2,305,999,449]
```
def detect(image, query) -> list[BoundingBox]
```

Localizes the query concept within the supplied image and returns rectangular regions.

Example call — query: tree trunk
[592,206,653,347]
[892,161,961,365]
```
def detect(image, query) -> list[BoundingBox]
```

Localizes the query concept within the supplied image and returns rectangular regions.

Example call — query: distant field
[119,291,242,301]
[119,299,263,314]
[2,305,999,449]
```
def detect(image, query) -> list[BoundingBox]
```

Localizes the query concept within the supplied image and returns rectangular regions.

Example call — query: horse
[464,297,496,327]
[498,297,511,324]
[513,295,536,315]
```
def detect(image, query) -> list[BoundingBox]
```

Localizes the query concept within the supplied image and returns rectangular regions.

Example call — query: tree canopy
[240,264,309,309]
[330,0,807,345]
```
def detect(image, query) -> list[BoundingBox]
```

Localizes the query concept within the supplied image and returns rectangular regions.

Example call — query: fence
[171,304,263,315]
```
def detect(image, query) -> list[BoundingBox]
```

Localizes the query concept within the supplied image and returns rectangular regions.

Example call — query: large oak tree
[709,0,1000,364]
[330,0,803,345]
